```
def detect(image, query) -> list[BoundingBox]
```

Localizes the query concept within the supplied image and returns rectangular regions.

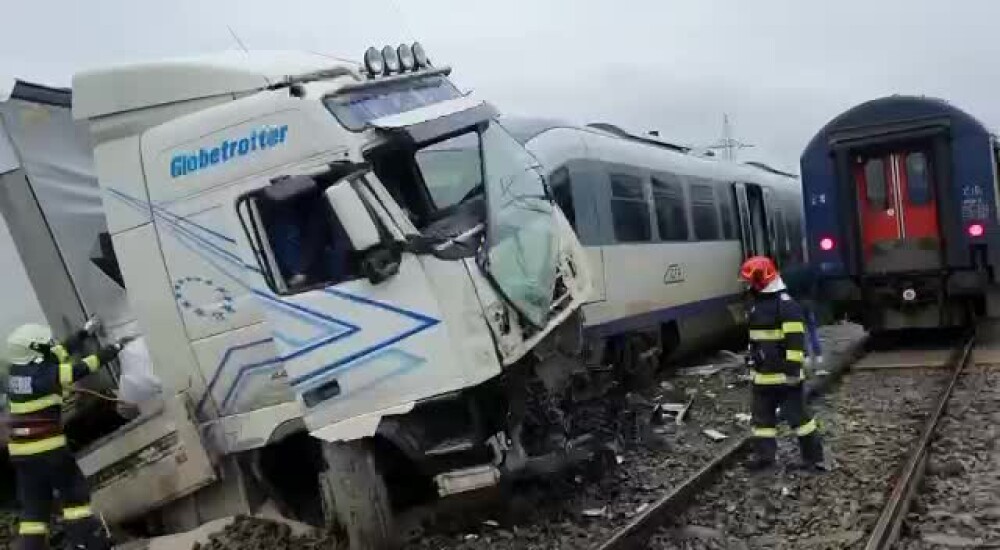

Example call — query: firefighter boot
[797,434,829,472]
[745,436,777,471]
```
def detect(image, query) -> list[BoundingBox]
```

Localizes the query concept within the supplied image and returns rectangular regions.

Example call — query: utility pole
[706,113,754,161]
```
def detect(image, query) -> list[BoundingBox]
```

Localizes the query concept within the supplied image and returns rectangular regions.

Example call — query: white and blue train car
[502,119,807,367]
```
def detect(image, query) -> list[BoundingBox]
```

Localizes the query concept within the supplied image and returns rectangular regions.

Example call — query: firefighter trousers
[13,447,108,550]
[750,384,824,465]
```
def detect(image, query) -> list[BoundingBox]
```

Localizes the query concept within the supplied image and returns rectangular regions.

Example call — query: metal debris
[582,507,608,518]
[702,429,727,441]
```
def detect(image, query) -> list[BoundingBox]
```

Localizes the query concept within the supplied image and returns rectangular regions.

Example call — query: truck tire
[319,439,397,550]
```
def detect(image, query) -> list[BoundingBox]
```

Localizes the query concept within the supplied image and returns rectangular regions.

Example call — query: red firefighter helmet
[739,256,779,291]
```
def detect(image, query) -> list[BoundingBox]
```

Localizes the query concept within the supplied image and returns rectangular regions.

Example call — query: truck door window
[414,132,482,211]
[237,175,360,295]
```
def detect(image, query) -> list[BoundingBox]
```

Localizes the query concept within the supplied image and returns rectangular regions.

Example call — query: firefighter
[6,319,125,550]
[739,256,827,472]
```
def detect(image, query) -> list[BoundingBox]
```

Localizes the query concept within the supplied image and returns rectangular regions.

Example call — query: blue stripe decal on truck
[108,188,439,416]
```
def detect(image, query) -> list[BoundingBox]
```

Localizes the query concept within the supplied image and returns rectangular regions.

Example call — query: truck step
[433,464,501,497]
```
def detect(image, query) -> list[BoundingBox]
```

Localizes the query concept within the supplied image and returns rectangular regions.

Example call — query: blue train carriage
[801,96,1000,331]
[500,118,806,371]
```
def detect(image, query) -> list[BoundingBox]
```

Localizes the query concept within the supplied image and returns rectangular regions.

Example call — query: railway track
[592,332,976,550]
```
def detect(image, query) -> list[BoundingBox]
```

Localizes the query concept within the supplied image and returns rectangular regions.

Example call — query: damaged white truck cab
[72,46,590,546]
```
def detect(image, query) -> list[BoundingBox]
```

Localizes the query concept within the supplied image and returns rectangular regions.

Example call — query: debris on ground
[410,324,864,550]
[581,507,607,518]
[702,429,727,441]
[1,511,15,545]
[189,515,343,550]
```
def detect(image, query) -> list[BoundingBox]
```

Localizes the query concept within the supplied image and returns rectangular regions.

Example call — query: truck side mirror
[324,181,401,284]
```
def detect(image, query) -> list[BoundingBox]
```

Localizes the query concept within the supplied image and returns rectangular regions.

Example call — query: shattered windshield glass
[480,124,558,327]
[409,122,558,326]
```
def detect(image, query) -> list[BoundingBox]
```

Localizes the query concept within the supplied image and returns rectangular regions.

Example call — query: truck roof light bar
[364,47,385,77]
[335,66,453,95]
[397,44,416,72]
[412,42,430,68]
[381,46,401,75]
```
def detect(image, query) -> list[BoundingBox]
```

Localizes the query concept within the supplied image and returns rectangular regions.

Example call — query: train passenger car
[501,118,806,370]
[801,96,1000,331]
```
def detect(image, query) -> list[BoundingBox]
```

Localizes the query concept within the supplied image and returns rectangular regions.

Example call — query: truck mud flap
[76,394,216,524]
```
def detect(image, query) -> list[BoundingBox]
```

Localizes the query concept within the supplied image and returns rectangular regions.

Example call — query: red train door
[854,150,941,273]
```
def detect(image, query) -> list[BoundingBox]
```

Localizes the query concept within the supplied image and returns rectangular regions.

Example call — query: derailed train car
[801,96,1000,331]
[501,118,807,371]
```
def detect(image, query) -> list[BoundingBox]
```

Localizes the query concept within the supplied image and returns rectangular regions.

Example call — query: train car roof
[500,116,800,192]
[803,95,992,159]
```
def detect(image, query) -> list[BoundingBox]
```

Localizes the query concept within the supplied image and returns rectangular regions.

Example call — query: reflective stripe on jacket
[748,291,807,385]
[7,344,104,456]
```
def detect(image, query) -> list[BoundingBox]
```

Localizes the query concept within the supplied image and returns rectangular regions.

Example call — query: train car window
[785,205,804,262]
[773,206,789,262]
[690,182,720,240]
[717,186,736,239]
[609,173,652,242]
[549,167,576,229]
[651,174,689,241]
[864,158,888,209]
[906,152,931,205]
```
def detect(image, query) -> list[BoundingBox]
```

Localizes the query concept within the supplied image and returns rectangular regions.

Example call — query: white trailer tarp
[0,81,132,338]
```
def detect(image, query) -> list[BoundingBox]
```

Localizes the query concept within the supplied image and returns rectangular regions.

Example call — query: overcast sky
[2,0,998,171]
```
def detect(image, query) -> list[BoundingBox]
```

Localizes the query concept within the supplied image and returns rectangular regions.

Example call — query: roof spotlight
[381,45,400,74]
[397,43,415,71]
[363,47,384,77]
[412,42,430,68]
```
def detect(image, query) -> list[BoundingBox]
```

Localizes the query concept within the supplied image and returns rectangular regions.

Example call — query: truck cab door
[236,170,459,441]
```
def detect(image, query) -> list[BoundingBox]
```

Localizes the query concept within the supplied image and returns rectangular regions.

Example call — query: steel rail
[591,436,750,550]
[863,332,976,550]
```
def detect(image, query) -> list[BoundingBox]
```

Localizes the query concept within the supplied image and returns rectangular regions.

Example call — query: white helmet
[7,323,53,365]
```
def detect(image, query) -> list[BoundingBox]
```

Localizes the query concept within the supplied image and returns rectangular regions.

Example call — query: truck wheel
[319,439,397,550]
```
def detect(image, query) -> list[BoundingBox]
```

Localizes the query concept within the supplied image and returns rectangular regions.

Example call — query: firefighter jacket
[6,331,118,458]
[747,291,807,386]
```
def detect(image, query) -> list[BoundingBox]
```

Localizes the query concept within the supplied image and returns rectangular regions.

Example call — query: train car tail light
[819,237,836,251]
[968,223,985,238]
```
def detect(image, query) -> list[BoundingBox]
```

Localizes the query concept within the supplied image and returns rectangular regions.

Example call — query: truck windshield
[324,76,461,131]
[414,124,558,326]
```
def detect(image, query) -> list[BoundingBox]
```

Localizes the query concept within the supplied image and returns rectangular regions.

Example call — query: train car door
[732,183,771,259]
[854,150,941,273]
